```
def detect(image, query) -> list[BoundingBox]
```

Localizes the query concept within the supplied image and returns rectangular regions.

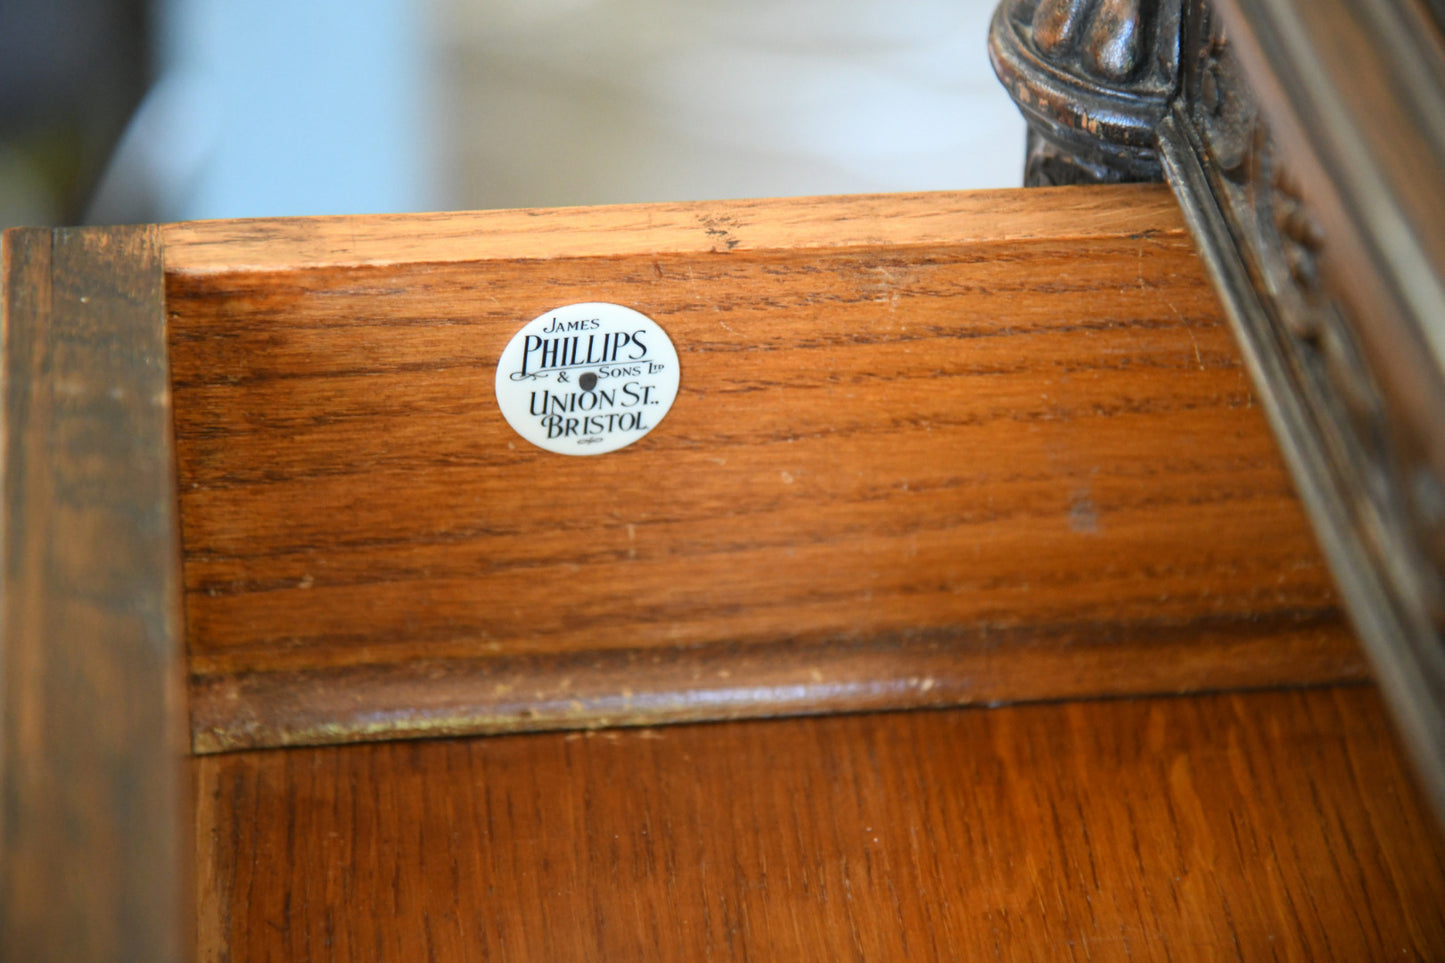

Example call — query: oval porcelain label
[494,302,681,455]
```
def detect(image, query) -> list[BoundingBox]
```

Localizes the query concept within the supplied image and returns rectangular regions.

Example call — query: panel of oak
[195,684,1445,961]
[165,186,1363,752]
[1,227,191,962]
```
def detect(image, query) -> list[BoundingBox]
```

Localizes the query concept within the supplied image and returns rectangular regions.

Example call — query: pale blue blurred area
[102,0,437,221]
[75,0,1023,223]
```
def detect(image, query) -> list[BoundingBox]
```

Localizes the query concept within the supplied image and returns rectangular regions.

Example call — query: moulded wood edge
[189,609,1366,753]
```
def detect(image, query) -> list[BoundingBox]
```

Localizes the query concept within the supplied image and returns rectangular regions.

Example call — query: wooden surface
[160,185,1191,274]
[195,684,1445,961]
[1,227,192,961]
[165,185,1364,752]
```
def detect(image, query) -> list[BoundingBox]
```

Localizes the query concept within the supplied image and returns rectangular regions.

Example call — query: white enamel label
[494,302,681,455]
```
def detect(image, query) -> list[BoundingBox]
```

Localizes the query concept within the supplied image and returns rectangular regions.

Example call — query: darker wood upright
[0,226,192,962]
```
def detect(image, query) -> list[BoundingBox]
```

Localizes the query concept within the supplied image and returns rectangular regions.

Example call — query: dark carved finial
[989,0,1180,184]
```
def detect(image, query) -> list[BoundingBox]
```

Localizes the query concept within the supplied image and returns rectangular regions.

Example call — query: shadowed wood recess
[163,185,1365,753]
[195,685,1445,961]
[1,227,191,962]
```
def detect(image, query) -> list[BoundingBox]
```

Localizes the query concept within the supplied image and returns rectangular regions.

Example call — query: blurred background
[0,0,1024,229]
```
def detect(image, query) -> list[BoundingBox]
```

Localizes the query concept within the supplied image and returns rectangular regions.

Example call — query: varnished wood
[166,185,1363,751]
[1,227,191,962]
[189,616,1358,751]
[195,684,1445,961]
[160,186,1188,273]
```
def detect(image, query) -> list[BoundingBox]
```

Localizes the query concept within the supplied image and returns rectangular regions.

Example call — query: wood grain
[160,185,1189,274]
[167,185,1364,751]
[195,684,1445,961]
[1,227,191,962]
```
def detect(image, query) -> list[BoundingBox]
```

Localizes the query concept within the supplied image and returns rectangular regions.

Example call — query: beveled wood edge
[159,184,1186,275]
[190,609,1364,753]
[1,226,192,961]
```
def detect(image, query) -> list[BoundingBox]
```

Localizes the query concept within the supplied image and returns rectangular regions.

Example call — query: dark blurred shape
[0,0,151,227]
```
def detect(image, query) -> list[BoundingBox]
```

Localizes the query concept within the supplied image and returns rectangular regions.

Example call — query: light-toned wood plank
[195,685,1445,961]
[168,186,1363,752]
[1,227,191,962]
[161,184,1185,273]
